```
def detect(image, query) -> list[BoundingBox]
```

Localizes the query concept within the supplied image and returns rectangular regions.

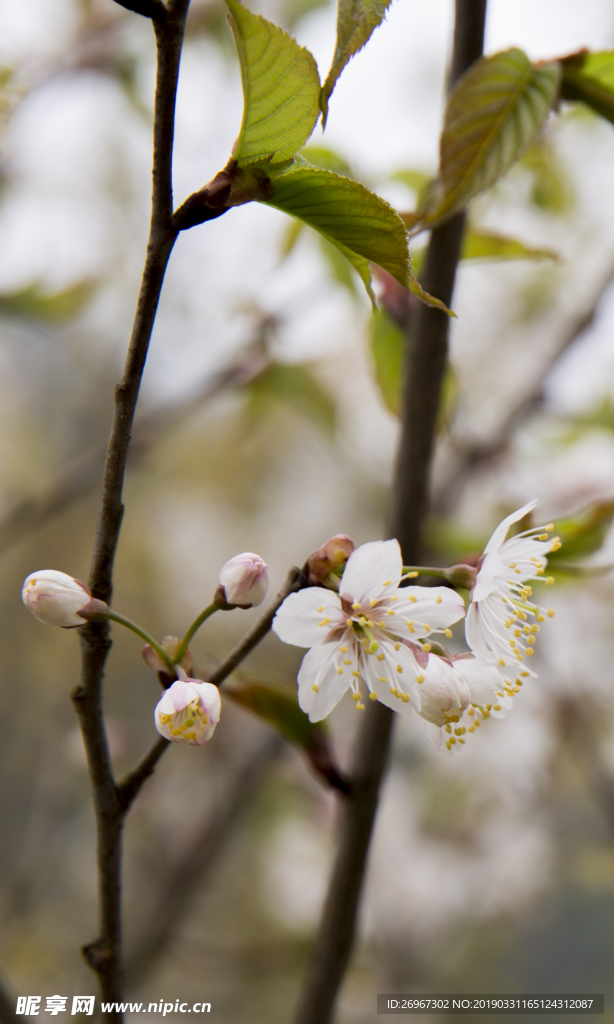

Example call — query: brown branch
[208,566,306,688]
[293,5,488,1023]
[434,255,614,516]
[73,2,191,1016]
[125,735,284,987]
[0,347,267,559]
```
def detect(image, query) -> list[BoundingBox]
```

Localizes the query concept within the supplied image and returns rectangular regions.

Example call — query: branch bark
[72,2,190,1016]
[293,5,488,1023]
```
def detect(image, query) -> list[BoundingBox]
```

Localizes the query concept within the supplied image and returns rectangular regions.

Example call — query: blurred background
[2,0,614,1021]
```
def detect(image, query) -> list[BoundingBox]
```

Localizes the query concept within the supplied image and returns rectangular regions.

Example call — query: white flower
[272,539,465,722]
[465,500,560,689]
[155,679,221,745]
[22,570,92,628]
[422,654,511,754]
[218,552,269,608]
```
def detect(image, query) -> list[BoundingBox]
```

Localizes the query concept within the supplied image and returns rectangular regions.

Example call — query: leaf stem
[104,611,174,673]
[173,601,221,665]
[402,565,447,579]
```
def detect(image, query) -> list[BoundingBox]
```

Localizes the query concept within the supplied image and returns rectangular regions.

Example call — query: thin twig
[434,257,614,515]
[293,5,488,1022]
[208,566,306,688]
[0,348,268,559]
[73,1,190,1015]
[125,735,284,987]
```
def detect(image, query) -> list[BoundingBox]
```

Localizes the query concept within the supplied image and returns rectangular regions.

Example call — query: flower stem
[105,611,174,673]
[174,601,221,666]
[402,565,448,579]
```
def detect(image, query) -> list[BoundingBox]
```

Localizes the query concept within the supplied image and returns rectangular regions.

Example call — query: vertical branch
[72,0,191,1017]
[293,4,488,1023]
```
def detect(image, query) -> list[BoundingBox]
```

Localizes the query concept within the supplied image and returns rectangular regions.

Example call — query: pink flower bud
[217,553,269,608]
[22,570,93,628]
[155,679,221,745]
[306,534,354,588]
[142,636,193,676]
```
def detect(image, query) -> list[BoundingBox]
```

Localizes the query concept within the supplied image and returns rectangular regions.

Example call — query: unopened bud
[217,553,269,608]
[444,563,478,590]
[306,534,355,589]
[142,636,193,675]
[154,679,221,746]
[21,570,98,628]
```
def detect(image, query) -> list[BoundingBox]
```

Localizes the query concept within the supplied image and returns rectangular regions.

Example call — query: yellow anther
[545,524,554,531]
[406,571,418,578]
[352,602,361,610]
[369,691,378,700]
[390,596,398,602]
[401,693,410,703]
[344,659,352,665]
[521,671,529,677]
[468,726,475,733]
[319,618,332,627]
[379,676,388,683]
[486,705,492,711]
[351,671,360,677]
[444,628,453,638]
[422,643,431,653]
[394,642,401,651]
[436,595,442,604]
[523,626,531,635]
[370,598,378,607]
[387,609,395,616]
[538,534,548,541]
[493,704,501,711]
[449,737,456,745]
[546,577,554,585]
[525,647,534,656]
[514,629,522,637]
[340,646,348,653]
[536,613,545,622]
[498,658,506,666]
[368,619,376,628]
[356,703,365,711]
[352,692,361,701]
[422,623,430,632]
[531,624,539,633]
[406,620,414,628]
[535,567,544,575]
[368,640,379,654]
[515,568,521,574]
[444,724,452,734]
[467,708,475,716]
[377,653,385,661]
[416,674,424,684]
[382,579,391,586]
[509,640,516,648]
[548,609,555,617]
[396,665,403,673]
[318,605,324,613]
[337,668,343,675]
[509,562,517,569]
[389,687,396,694]
[312,684,320,692]
[474,718,481,727]
[410,595,417,603]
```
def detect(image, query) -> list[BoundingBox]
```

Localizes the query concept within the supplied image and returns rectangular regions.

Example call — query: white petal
[484,500,538,555]
[426,722,444,750]
[339,539,402,604]
[157,680,196,714]
[415,655,470,726]
[191,682,221,724]
[391,587,465,635]
[362,641,417,715]
[465,602,498,663]
[297,643,351,722]
[472,549,508,602]
[452,657,502,705]
[272,589,343,647]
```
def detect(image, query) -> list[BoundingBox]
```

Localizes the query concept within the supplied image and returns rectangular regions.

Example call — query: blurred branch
[73,1,190,1015]
[434,256,614,515]
[556,697,614,833]
[0,347,268,558]
[0,973,17,1024]
[293,5,488,1023]
[126,734,284,987]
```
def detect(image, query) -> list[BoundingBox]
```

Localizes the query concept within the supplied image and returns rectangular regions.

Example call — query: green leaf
[391,168,433,205]
[264,159,411,305]
[300,144,354,176]
[560,50,614,125]
[370,308,404,415]
[226,0,320,167]
[226,678,349,793]
[548,500,614,562]
[424,49,560,227]
[519,137,574,214]
[245,361,337,435]
[461,228,559,262]
[321,0,394,126]
[0,280,95,323]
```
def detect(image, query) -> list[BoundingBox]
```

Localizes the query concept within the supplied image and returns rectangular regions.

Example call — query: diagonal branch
[434,256,614,515]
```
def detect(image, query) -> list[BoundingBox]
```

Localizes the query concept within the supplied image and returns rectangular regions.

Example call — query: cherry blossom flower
[422,654,512,753]
[22,570,93,628]
[218,552,269,608]
[272,539,465,722]
[155,679,221,745]
[465,501,560,688]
